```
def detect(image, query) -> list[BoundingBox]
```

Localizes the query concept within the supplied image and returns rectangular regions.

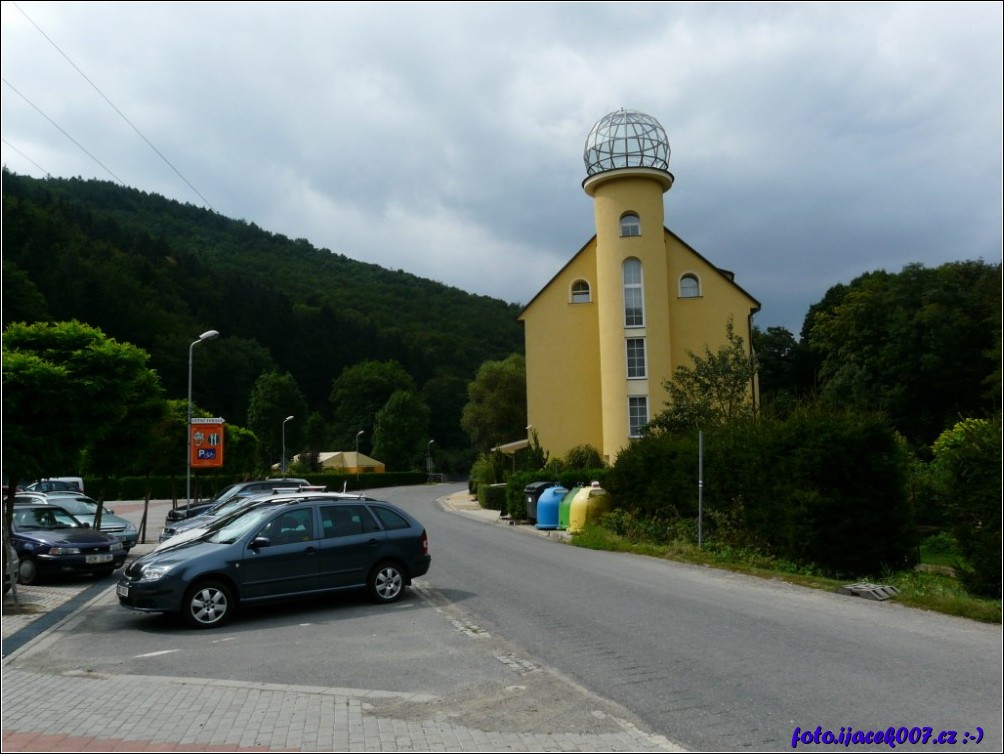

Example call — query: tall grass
[571,522,1001,624]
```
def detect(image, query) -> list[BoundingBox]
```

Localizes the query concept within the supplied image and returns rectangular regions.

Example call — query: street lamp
[281,415,295,475]
[187,329,219,507]
[355,429,365,456]
[427,439,435,476]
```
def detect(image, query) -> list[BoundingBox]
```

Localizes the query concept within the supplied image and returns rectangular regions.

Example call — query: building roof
[517,227,762,320]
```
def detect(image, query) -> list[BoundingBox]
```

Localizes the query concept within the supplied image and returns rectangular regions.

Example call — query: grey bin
[523,481,554,523]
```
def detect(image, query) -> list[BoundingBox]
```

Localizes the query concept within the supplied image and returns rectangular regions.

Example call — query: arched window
[620,212,641,237]
[570,280,591,303]
[623,258,644,327]
[680,273,701,298]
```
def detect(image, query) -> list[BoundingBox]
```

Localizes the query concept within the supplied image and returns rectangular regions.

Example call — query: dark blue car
[12,504,127,584]
[118,492,431,628]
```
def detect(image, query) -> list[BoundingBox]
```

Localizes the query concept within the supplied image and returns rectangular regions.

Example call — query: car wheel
[184,581,234,629]
[17,556,37,585]
[368,561,405,604]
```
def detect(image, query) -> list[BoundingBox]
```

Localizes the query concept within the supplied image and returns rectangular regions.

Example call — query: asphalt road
[8,484,1002,751]
[374,485,1003,751]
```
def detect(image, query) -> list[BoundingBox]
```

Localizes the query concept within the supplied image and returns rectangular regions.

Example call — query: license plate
[85,553,113,564]
[117,584,129,598]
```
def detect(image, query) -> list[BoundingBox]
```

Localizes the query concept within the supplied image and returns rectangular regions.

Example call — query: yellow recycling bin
[567,483,612,534]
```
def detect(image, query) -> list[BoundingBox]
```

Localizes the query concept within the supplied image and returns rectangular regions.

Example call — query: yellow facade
[519,119,759,464]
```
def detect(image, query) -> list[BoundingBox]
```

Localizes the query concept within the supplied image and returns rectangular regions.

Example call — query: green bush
[931,416,1002,598]
[561,444,605,470]
[605,404,917,578]
[478,483,508,512]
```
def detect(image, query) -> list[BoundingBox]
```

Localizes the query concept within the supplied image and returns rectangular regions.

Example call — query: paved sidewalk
[2,491,681,752]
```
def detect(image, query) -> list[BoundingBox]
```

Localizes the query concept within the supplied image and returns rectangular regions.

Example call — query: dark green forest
[2,170,524,461]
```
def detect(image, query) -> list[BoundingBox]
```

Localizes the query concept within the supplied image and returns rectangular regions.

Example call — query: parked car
[11,503,126,584]
[24,478,84,494]
[157,484,332,547]
[164,478,310,526]
[119,492,431,628]
[16,492,139,551]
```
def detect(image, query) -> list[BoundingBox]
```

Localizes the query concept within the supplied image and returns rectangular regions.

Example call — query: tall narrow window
[680,274,700,298]
[620,212,641,237]
[623,258,644,327]
[626,338,646,378]
[628,396,648,437]
[570,280,591,303]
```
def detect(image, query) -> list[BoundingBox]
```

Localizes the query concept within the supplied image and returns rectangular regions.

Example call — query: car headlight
[110,541,124,552]
[137,564,173,582]
[124,522,137,533]
[48,546,81,555]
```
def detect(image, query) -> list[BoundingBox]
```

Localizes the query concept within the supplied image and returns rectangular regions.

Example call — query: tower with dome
[518,109,760,462]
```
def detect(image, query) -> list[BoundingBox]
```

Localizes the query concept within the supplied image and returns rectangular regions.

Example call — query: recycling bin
[523,481,554,523]
[557,486,581,530]
[534,485,568,530]
[567,483,612,534]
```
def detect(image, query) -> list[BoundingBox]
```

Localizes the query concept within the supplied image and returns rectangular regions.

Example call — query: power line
[2,77,124,184]
[10,1,216,211]
[1,136,51,177]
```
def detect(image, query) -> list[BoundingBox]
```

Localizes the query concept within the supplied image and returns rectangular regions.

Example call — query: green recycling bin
[557,486,581,531]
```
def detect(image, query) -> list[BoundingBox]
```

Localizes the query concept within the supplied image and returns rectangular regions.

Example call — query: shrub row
[605,405,917,578]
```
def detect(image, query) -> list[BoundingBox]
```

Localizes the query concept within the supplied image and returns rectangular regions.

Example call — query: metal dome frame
[583,109,670,176]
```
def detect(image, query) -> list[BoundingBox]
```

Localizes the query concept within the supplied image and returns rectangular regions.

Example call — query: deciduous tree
[650,318,757,434]
[460,354,527,452]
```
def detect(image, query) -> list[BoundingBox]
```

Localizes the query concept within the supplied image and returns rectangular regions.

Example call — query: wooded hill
[1,170,525,453]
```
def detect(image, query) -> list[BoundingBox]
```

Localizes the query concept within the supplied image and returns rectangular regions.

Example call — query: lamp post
[427,439,435,476]
[355,429,364,456]
[186,329,219,507]
[281,415,294,475]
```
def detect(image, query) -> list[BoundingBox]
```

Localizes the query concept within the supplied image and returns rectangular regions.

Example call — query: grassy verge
[570,524,1002,624]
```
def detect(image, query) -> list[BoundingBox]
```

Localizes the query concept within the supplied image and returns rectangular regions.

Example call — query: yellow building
[518,109,760,463]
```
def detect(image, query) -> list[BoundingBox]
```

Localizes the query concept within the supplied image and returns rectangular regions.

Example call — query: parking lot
[3,492,678,752]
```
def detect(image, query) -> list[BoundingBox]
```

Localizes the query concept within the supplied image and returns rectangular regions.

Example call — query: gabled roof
[518,228,761,319]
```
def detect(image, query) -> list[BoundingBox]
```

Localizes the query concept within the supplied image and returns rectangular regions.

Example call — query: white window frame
[628,396,648,438]
[623,258,644,327]
[680,273,701,298]
[620,212,641,237]
[570,279,592,303]
[626,337,647,379]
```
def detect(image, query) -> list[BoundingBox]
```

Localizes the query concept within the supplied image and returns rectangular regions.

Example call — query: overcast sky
[2,1,1001,334]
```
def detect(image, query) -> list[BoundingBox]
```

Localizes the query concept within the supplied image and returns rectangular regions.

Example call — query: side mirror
[249,536,271,550]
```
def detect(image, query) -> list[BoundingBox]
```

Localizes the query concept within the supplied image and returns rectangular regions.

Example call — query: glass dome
[583,109,670,176]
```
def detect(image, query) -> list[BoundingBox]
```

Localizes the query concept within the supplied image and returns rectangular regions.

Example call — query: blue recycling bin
[534,485,568,530]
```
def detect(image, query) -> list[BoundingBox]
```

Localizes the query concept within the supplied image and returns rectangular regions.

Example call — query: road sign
[190,418,225,468]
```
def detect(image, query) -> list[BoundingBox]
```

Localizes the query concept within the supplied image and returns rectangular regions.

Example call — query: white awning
[491,438,529,455]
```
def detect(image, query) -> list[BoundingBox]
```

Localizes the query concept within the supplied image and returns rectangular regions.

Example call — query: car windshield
[206,505,282,544]
[14,507,82,530]
[49,498,97,516]
[208,496,264,518]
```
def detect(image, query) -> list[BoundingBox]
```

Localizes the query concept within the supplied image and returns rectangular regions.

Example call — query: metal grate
[838,582,901,601]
